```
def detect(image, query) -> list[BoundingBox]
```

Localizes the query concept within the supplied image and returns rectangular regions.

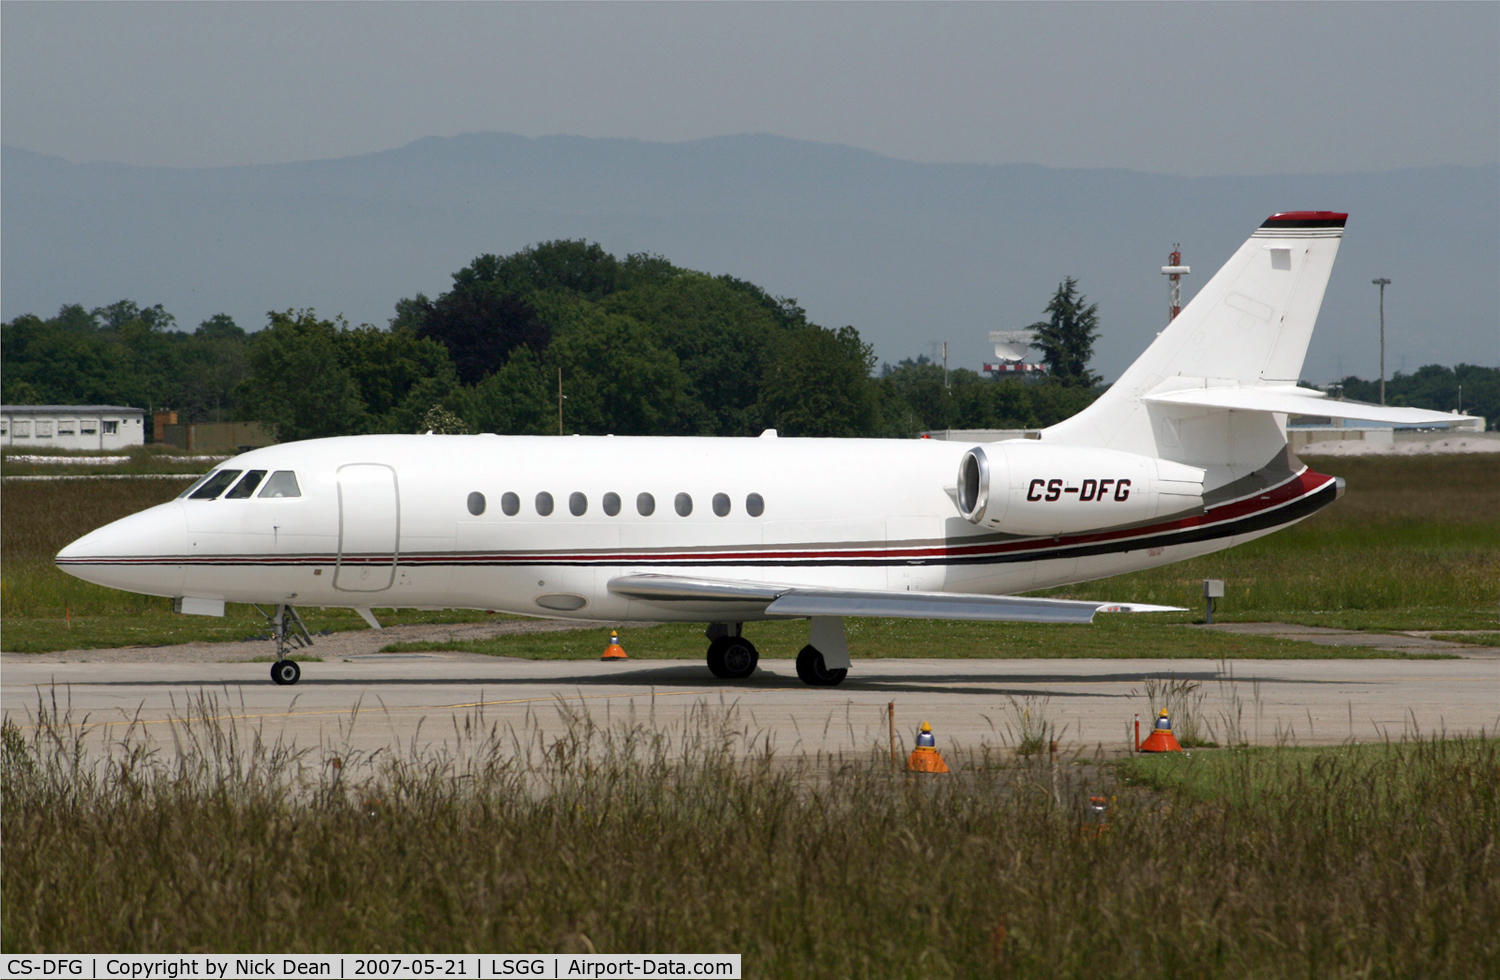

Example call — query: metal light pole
[1372,278,1391,405]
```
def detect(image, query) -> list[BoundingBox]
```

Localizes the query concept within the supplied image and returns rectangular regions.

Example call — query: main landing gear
[795,645,847,687]
[705,623,759,679]
[253,603,314,685]
[703,619,850,687]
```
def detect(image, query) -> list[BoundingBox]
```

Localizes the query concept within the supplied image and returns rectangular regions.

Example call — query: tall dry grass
[3,695,1496,976]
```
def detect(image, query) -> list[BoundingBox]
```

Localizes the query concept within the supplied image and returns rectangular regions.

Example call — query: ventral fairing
[56,213,1472,686]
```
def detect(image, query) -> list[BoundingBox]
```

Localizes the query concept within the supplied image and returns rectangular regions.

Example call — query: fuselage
[55,433,1339,622]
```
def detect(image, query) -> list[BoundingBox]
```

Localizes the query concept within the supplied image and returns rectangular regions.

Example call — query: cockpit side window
[257,471,302,498]
[189,469,242,500]
[225,470,268,499]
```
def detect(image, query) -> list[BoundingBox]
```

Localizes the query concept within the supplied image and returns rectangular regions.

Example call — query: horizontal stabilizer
[1144,385,1478,427]
[608,574,1182,624]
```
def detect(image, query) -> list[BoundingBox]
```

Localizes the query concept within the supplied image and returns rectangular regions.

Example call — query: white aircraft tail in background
[57,212,1478,686]
[1049,212,1461,471]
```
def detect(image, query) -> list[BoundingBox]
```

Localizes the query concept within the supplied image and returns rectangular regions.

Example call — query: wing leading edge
[607,573,1183,624]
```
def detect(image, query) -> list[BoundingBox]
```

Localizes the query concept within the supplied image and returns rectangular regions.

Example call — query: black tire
[271,659,301,685]
[795,645,847,687]
[706,636,759,679]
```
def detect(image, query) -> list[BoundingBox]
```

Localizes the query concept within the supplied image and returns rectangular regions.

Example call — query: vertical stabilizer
[1047,212,1345,469]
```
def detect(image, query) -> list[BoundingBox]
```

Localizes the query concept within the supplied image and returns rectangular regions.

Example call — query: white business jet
[57,212,1469,686]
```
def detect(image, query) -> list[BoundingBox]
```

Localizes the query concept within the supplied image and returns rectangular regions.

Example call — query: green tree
[1030,277,1101,387]
[0,302,183,411]
[238,310,365,441]
[601,273,790,435]
[417,405,469,435]
[1337,364,1498,430]
[877,356,955,431]
[336,324,460,429]
[489,239,622,299]
[758,326,878,437]
[195,314,244,340]
[546,310,697,435]
[468,347,554,435]
[416,283,546,386]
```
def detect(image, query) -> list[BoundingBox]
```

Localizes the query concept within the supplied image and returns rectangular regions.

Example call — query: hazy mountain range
[3,133,1495,382]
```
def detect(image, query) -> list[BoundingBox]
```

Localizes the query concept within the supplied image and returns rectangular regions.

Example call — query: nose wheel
[271,659,301,685]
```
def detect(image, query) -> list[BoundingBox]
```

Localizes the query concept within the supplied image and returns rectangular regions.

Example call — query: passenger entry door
[335,463,399,592]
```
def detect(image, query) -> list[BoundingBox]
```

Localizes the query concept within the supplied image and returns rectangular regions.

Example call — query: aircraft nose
[55,503,188,597]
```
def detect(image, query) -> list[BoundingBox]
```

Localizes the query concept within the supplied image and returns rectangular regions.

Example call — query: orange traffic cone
[1081,795,1112,840]
[907,721,950,773]
[601,630,628,661]
[1137,708,1183,752]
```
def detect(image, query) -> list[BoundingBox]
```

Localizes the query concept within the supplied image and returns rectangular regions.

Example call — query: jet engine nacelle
[955,442,1205,535]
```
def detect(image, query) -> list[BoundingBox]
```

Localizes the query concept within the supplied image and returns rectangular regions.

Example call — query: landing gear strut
[705,623,759,679]
[253,603,314,685]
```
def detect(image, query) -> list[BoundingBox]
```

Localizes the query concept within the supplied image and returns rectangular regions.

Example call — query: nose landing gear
[253,603,314,685]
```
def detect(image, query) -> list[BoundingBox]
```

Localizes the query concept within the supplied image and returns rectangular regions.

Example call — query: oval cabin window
[501,492,520,516]
[675,493,693,517]
[535,492,554,516]
[712,493,731,517]
[603,492,621,516]
[746,493,765,517]
[569,492,588,516]
[637,492,655,516]
[467,492,486,516]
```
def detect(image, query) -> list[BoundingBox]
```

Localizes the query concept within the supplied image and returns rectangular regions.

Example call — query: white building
[0,405,146,451]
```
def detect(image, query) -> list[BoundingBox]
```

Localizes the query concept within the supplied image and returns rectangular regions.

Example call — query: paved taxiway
[4,653,1496,759]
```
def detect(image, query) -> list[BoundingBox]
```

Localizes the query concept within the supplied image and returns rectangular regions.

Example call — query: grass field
[3,702,1495,974]
[2,455,1495,654]
[1038,454,1499,631]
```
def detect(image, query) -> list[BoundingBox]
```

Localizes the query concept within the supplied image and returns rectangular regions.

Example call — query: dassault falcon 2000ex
[57,212,1470,686]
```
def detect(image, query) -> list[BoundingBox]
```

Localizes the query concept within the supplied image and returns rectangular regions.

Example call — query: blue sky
[4,2,1496,176]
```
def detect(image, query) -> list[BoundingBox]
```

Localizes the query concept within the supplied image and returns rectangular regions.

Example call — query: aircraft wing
[1144,385,1479,426]
[606,573,1183,624]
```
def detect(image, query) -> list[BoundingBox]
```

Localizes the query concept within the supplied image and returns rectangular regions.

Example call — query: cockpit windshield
[189,470,242,500]
[225,470,267,498]
[179,468,300,500]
